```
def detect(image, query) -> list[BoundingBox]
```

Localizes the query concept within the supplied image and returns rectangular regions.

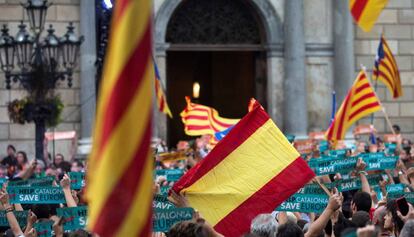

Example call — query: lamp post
[0,0,83,160]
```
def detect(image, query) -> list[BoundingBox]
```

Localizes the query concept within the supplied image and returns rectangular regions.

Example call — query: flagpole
[329,91,336,127]
[361,65,396,135]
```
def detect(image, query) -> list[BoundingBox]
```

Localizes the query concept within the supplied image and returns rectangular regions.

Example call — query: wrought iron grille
[166,0,262,44]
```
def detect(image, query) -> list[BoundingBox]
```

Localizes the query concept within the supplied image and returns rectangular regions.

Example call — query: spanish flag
[86,0,153,236]
[373,35,402,99]
[349,0,389,32]
[180,97,239,136]
[172,102,315,236]
[326,70,381,142]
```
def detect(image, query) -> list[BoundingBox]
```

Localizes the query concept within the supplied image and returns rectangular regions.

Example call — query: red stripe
[351,0,369,21]
[355,83,370,94]
[92,118,152,236]
[186,125,212,131]
[114,0,131,23]
[173,106,269,193]
[377,71,395,90]
[351,92,376,107]
[336,94,351,140]
[188,106,236,128]
[381,59,397,80]
[213,157,315,236]
[183,115,209,121]
[98,22,152,161]
[159,96,165,112]
[348,102,380,121]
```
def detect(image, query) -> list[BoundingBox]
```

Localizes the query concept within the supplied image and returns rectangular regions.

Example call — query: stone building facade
[0,0,413,158]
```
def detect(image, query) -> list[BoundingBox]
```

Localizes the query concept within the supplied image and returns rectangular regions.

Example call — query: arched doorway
[155,0,283,145]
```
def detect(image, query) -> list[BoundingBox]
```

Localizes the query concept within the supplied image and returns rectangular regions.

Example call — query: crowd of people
[153,125,414,237]
[0,143,88,237]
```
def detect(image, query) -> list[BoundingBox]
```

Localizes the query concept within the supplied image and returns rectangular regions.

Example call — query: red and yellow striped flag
[173,102,315,236]
[180,96,239,136]
[349,0,389,32]
[86,0,154,236]
[373,35,402,99]
[154,62,172,118]
[326,70,382,142]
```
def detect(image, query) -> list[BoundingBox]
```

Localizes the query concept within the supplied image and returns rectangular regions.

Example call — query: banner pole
[382,107,396,135]
[313,178,332,197]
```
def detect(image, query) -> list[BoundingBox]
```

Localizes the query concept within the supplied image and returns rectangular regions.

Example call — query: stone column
[154,47,168,142]
[266,46,284,128]
[78,0,96,155]
[283,0,307,135]
[334,0,354,103]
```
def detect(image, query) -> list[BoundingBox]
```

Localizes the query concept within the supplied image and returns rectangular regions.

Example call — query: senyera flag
[172,101,315,236]
[373,35,402,99]
[326,70,381,143]
[154,61,173,118]
[180,96,239,136]
[349,0,389,32]
[86,0,154,236]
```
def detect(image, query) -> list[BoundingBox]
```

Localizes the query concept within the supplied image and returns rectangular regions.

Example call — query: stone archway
[153,0,283,142]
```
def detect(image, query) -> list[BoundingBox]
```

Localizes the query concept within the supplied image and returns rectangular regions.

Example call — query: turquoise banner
[337,174,383,192]
[155,169,184,182]
[160,186,170,196]
[0,211,28,227]
[276,194,328,213]
[385,143,396,154]
[388,192,414,204]
[328,149,347,157]
[319,141,329,152]
[153,207,194,232]
[8,177,54,187]
[57,206,87,231]
[153,194,175,210]
[375,184,406,201]
[34,221,53,237]
[8,187,65,204]
[68,172,85,190]
[297,183,334,195]
[308,155,398,175]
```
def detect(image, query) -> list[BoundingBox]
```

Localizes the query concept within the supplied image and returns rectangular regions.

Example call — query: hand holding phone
[397,197,409,216]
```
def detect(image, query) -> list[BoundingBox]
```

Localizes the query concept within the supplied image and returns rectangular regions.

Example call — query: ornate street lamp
[0,0,83,160]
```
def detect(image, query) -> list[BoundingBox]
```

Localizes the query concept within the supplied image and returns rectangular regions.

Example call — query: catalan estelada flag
[154,62,172,118]
[349,0,389,32]
[373,35,402,99]
[180,96,239,136]
[86,0,154,236]
[326,70,382,142]
[172,102,315,236]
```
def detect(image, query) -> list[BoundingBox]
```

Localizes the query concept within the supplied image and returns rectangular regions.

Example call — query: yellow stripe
[357,0,388,32]
[348,97,380,115]
[90,0,151,170]
[116,153,154,236]
[87,64,153,224]
[348,106,381,126]
[182,119,299,225]
[349,0,356,9]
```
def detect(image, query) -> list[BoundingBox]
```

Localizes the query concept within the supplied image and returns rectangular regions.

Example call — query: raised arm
[0,190,24,236]
[305,189,343,237]
[60,174,77,207]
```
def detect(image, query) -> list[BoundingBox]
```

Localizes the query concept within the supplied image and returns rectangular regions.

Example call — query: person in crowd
[1,145,16,167]
[384,199,405,237]
[71,160,84,172]
[250,214,278,237]
[1,145,17,179]
[15,151,29,177]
